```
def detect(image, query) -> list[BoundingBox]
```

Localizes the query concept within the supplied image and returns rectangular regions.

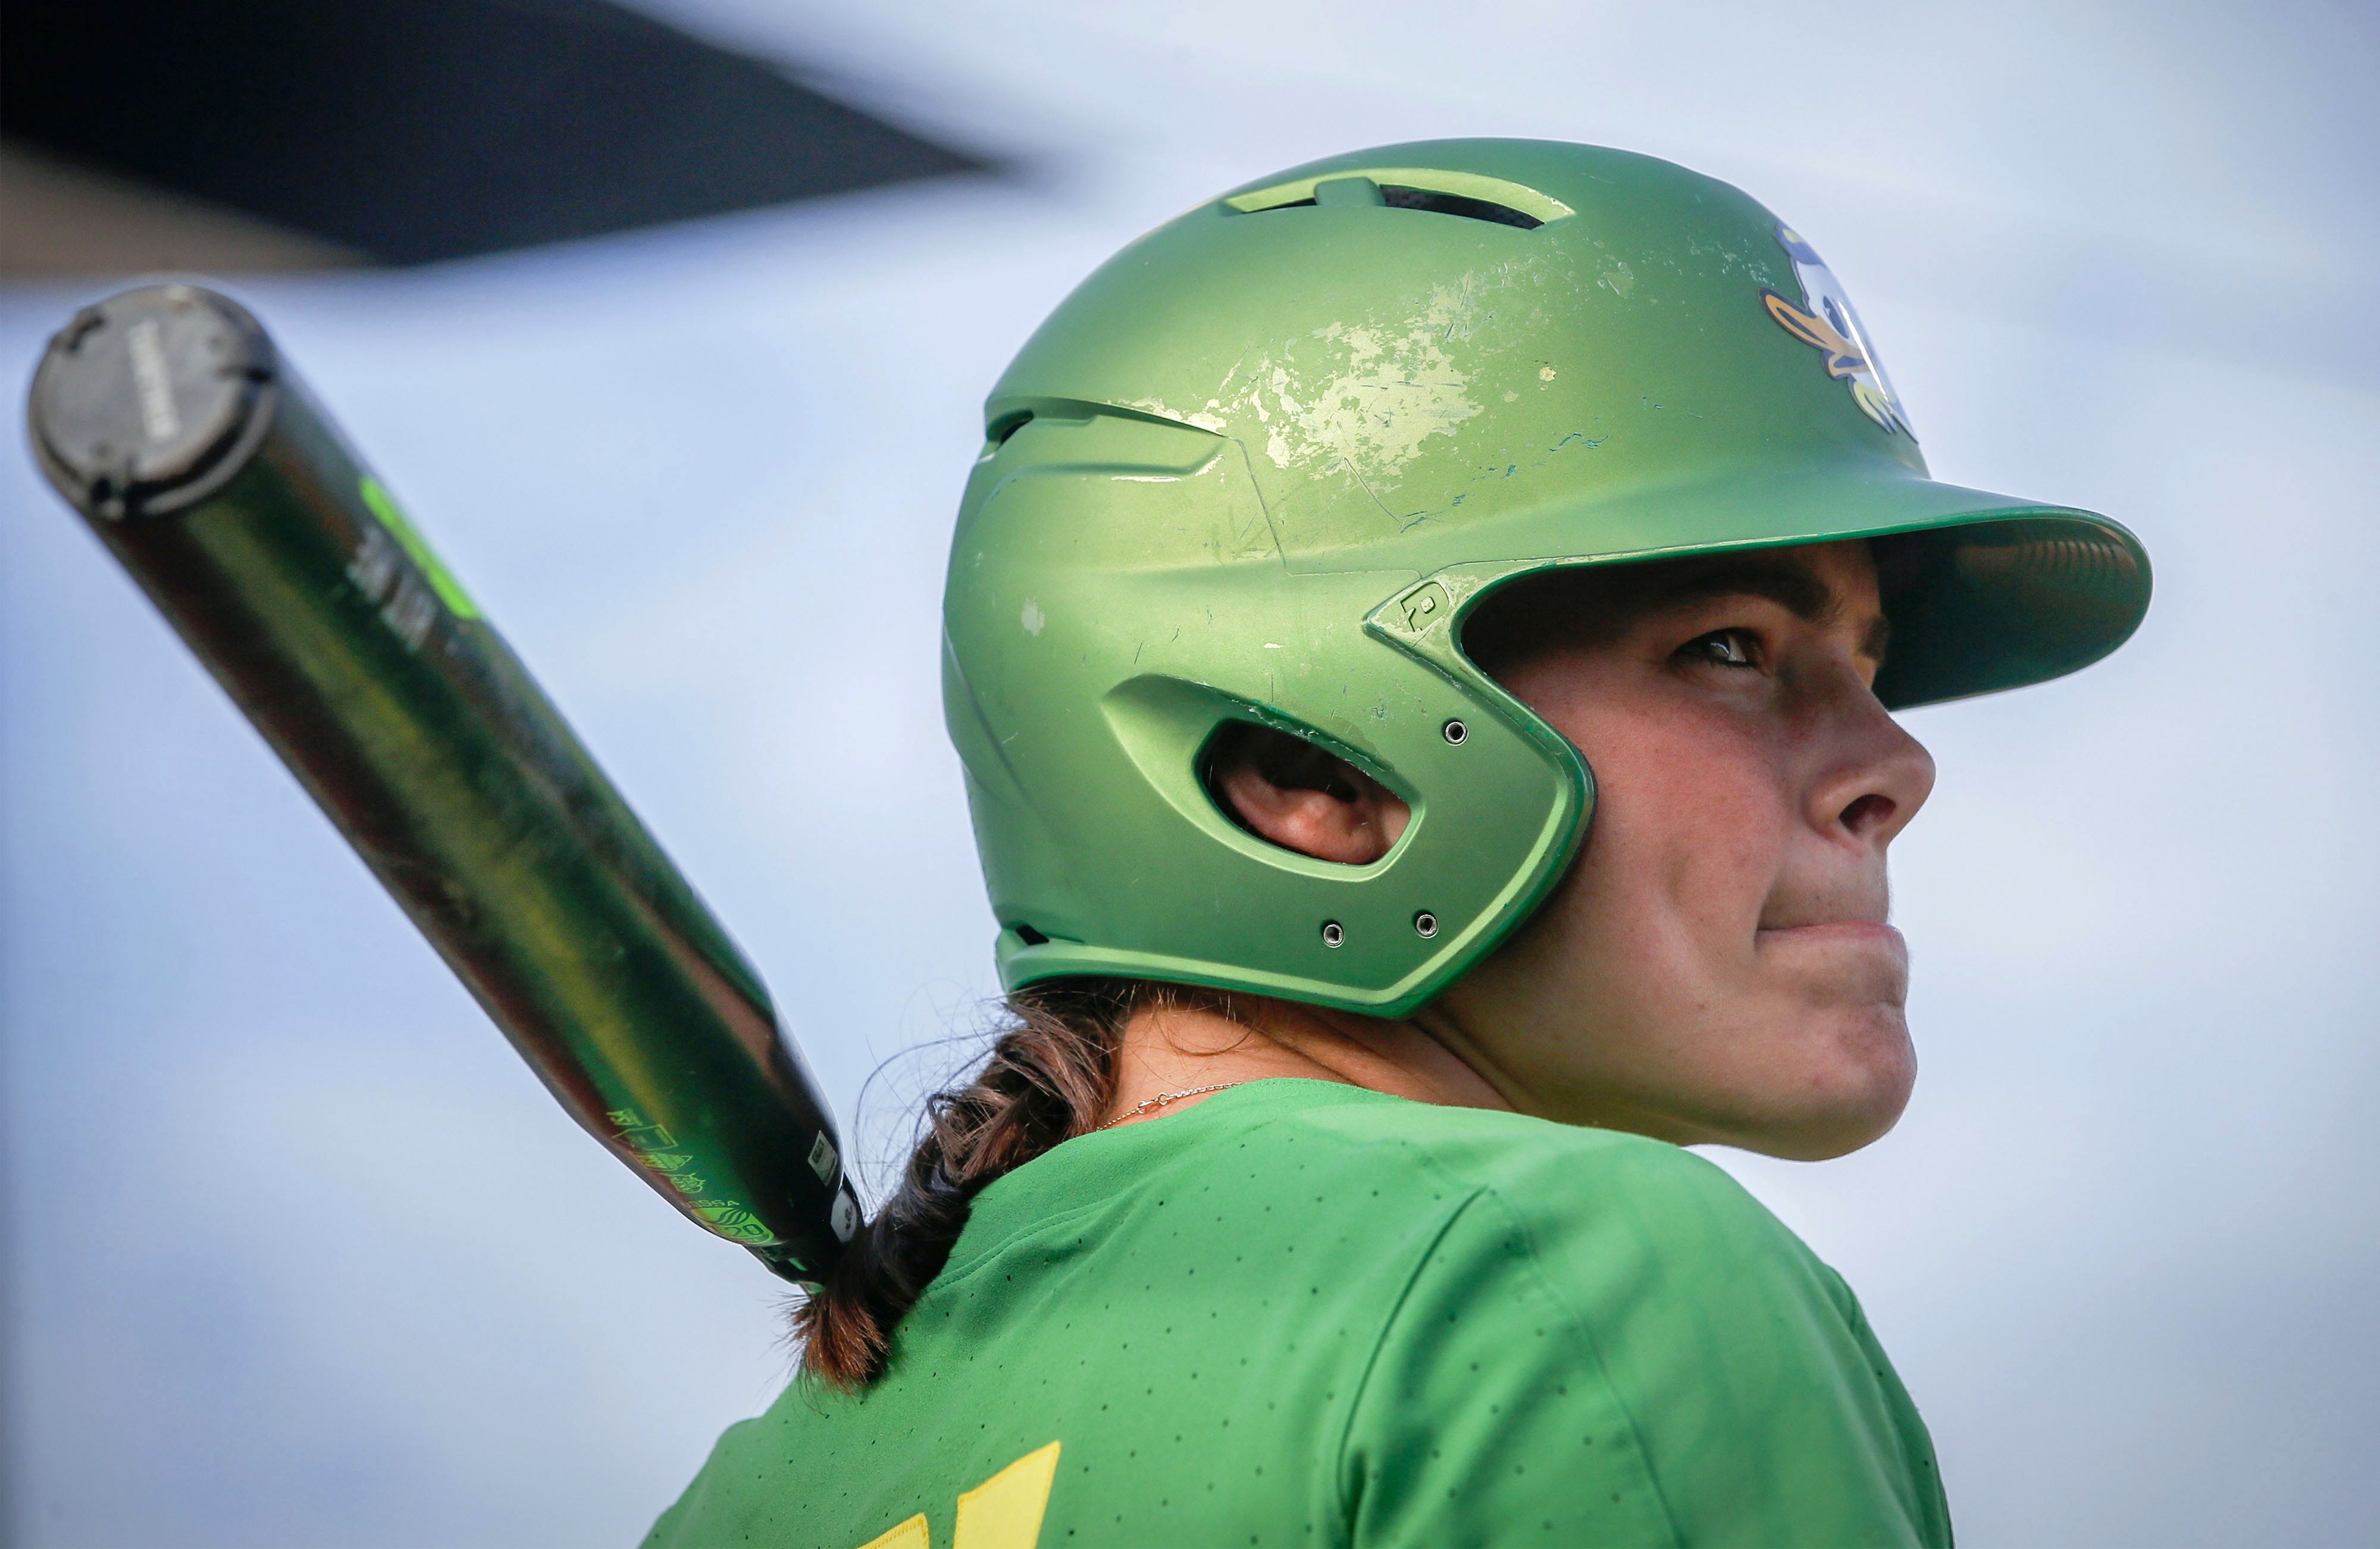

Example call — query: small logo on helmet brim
[1759,223,1914,440]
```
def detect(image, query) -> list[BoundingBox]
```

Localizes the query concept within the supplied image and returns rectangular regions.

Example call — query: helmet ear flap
[948,408,1595,1013]
[993,629,1592,1013]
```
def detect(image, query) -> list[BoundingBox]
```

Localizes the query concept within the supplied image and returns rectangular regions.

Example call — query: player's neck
[1100,996,1511,1129]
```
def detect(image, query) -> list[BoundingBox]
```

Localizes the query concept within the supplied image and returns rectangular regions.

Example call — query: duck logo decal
[1759,223,1914,439]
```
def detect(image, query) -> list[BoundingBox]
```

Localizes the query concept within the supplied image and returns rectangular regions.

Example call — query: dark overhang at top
[1,0,991,269]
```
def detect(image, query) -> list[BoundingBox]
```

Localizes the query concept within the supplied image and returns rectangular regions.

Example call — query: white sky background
[2,1,2374,1543]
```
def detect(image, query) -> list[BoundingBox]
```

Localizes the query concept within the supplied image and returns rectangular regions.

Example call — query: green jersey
[647,1079,1950,1548]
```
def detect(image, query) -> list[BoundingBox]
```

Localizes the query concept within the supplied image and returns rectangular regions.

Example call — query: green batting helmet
[942,139,2149,1016]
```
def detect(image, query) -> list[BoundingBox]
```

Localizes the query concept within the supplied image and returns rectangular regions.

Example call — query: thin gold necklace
[1097,1082,1240,1130]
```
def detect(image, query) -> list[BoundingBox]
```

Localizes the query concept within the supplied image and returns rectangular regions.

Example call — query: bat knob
[28,283,277,522]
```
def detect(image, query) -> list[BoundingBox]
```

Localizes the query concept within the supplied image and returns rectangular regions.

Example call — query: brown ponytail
[794,978,1175,1390]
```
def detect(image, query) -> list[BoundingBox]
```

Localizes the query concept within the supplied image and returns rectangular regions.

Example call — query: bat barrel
[29,283,857,1280]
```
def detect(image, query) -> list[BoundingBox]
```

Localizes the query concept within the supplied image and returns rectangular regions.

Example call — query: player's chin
[1763,1002,1919,1160]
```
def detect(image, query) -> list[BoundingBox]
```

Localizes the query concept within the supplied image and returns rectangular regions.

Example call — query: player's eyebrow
[1645,558,1892,661]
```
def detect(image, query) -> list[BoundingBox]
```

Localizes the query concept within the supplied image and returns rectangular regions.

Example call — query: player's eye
[1678,628,1761,669]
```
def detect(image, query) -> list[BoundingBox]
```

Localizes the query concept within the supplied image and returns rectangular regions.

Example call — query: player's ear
[1207,722,1410,866]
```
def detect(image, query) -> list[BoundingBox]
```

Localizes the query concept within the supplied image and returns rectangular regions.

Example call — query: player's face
[1432,540,1935,1159]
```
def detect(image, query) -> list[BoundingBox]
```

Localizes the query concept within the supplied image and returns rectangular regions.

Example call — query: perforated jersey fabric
[644,1079,1952,1548]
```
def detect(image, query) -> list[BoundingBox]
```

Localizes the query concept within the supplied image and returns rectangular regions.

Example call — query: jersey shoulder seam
[1328,1177,1490,1539]
[1329,1137,1689,1548]
[1464,1179,1688,1545]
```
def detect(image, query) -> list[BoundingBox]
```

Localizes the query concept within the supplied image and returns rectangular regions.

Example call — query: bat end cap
[27,283,276,520]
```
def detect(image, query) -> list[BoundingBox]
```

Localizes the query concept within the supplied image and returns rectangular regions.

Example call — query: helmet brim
[1420,461,2151,711]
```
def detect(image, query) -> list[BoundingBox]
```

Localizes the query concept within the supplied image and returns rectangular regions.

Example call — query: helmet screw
[1320,921,1345,949]
[1442,719,1467,744]
[1413,911,1438,938]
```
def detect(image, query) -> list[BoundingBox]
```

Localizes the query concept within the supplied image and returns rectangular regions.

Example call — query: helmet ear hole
[1201,719,1405,866]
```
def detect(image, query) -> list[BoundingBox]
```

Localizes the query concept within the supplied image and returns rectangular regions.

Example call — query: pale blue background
[3,2,2374,1543]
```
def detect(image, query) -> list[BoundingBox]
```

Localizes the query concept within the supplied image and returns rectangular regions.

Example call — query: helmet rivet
[1320,921,1345,949]
[1414,911,1438,938]
[1442,719,1467,745]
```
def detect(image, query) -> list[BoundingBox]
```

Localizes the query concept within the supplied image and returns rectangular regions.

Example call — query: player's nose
[1805,670,1936,852]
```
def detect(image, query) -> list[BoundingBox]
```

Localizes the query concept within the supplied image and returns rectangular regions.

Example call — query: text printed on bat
[346,524,440,650]
[359,477,479,617]
[126,317,180,442]
[859,1442,1062,1549]
[604,1106,776,1245]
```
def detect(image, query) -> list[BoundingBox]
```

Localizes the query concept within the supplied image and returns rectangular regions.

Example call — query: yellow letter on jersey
[955,1443,1061,1549]
[852,1442,1061,1549]
[859,1515,928,1549]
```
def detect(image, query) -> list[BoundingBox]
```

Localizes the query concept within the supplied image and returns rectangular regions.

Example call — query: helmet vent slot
[1377,186,1542,229]
[1225,169,1568,227]
[1235,186,1543,230]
